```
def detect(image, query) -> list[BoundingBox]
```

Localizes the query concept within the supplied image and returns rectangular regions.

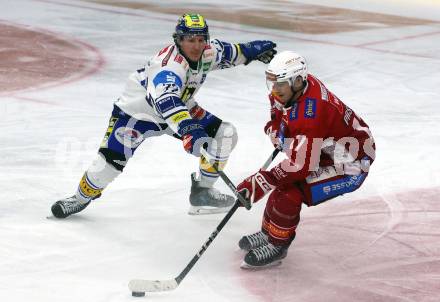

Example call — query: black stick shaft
[173,148,279,284]
[264,148,281,170]
[175,201,240,284]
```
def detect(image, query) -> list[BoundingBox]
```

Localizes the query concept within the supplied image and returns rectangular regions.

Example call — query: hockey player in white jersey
[51,13,277,218]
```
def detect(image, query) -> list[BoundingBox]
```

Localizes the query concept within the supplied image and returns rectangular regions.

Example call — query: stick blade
[128,279,179,292]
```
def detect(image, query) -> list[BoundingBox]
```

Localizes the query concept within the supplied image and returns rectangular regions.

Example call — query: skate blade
[240,259,282,270]
[188,205,232,215]
[46,214,64,220]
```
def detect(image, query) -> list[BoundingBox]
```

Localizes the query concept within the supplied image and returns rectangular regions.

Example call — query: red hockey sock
[264,186,303,246]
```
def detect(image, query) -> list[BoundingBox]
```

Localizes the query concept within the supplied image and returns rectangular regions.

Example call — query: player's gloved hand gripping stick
[128,147,280,296]
[200,148,252,209]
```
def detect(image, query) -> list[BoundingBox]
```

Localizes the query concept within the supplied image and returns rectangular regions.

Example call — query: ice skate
[238,231,269,251]
[240,242,288,269]
[51,195,90,218]
[188,172,235,215]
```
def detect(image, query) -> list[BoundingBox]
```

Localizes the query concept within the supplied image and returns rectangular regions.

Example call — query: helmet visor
[180,33,209,42]
[266,72,291,91]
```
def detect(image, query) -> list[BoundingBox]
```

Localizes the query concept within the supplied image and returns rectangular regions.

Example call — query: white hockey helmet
[265,51,308,90]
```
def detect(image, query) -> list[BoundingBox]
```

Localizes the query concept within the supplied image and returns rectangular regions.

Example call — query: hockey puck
[132,291,145,297]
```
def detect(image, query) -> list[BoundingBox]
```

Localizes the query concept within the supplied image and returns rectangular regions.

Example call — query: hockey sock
[198,121,237,188]
[198,155,227,188]
[264,187,302,246]
[75,153,121,203]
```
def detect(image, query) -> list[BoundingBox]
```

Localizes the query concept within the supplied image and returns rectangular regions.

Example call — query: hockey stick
[262,147,281,172]
[200,148,251,209]
[128,148,279,296]
[201,148,280,209]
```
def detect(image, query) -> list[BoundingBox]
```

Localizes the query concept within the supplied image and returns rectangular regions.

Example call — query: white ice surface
[1,0,440,301]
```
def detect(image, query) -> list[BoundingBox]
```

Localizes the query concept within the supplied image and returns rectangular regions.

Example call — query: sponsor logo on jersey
[344,107,353,125]
[115,127,143,148]
[323,185,331,194]
[174,54,184,64]
[166,74,176,83]
[100,117,118,148]
[181,87,196,102]
[304,98,316,118]
[171,111,190,124]
[155,96,176,114]
[322,175,364,195]
[153,70,183,88]
[202,62,212,72]
[190,105,206,120]
[318,81,328,101]
[290,102,298,120]
[310,173,367,205]
[163,75,177,85]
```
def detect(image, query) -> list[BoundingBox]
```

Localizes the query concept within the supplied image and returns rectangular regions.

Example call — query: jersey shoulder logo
[158,45,171,56]
[153,70,183,88]
[161,45,175,67]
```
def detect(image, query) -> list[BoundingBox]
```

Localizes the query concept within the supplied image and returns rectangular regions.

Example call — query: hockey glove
[239,40,277,65]
[237,170,276,205]
[178,119,210,157]
[264,121,281,149]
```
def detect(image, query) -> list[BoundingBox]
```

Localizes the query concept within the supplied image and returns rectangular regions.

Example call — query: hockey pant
[261,163,369,246]
[76,104,237,202]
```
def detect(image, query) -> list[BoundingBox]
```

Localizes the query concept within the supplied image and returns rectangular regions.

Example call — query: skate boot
[188,172,235,215]
[240,242,289,269]
[51,195,90,218]
[238,231,269,252]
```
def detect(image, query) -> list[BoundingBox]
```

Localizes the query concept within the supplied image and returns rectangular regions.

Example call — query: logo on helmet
[183,14,205,28]
[174,13,210,42]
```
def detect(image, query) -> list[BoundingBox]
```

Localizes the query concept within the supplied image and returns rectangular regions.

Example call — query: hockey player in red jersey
[237,51,376,269]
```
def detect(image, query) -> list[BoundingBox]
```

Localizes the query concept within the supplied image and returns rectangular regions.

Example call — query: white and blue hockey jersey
[115,39,247,133]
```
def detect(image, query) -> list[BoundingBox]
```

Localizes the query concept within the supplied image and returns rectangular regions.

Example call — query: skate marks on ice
[238,187,440,302]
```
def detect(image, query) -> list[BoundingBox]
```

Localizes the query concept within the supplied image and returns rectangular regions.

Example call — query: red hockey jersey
[267,74,376,185]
